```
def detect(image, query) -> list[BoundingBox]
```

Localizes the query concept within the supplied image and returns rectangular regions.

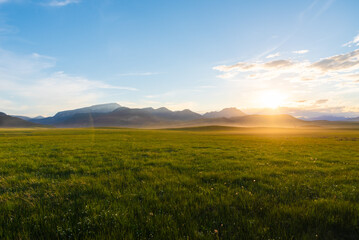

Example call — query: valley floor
[0,127,358,239]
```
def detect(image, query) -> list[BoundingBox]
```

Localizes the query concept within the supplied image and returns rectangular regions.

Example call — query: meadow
[0,127,358,239]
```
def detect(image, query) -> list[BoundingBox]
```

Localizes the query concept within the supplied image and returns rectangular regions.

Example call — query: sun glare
[259,90,286,109]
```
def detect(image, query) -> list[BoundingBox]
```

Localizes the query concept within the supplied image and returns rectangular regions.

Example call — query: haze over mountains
[1,103,359,128]
[203,108,246,118]
[0,112,43,128]
[29,103,203,127]
[303,115,359,121]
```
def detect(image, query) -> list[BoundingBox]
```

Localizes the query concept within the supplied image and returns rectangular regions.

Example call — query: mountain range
[303,115,359,121]
[30,104,203,127]
[0,112,44,128]
[1,103,359,128]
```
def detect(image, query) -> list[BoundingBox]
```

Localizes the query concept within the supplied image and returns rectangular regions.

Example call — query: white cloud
[214,59,296,73]
[343,33,359,47]
[293,50,309,54]
[266,52,280,59]
[214,49,359,79]
[48,0,80,7]
[311,49,359,72]
[213,59,312,81]
[213,48,359,112]
[0,48,136,116]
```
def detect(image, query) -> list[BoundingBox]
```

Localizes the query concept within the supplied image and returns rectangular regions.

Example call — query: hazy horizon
[4,102,359,120]
[1,0,359,118]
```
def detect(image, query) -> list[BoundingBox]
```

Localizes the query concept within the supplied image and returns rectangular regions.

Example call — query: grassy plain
[0,127,358,239]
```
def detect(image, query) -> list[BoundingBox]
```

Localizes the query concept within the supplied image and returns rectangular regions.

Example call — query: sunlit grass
[0,127,358,239]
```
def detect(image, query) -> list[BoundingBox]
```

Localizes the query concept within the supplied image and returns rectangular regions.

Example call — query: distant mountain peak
[157,107,171,112]
[180,109,193,113]
[54,103,121,118]
[203,107,246,118]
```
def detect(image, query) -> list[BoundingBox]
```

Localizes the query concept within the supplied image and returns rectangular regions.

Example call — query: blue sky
[0,0,359,117]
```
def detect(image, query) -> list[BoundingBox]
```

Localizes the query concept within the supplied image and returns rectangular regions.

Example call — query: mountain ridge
[0,112,45,128]
[203,107,246,118]
[5,103,359,129]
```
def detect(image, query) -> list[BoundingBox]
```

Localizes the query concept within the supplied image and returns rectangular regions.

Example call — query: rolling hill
[173,114,309,128]
[0,112,45,128]
[231,114,306,127]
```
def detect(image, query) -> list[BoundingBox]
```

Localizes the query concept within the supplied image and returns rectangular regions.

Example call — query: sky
[0,0,359,118]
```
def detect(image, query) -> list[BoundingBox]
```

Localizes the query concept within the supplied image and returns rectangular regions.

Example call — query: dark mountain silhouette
[39,106,203,127]
[203,107,246,118]
[31,103,121,125]
[0,112,45,128]
[140,107,202,121]
[16,103,359,129]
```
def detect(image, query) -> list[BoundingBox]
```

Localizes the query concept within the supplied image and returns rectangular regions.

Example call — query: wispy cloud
[315,99,328,104]
[343,33,359,47]
[0,48,136,116]
[213,47,359,112]
[312,0,335,20]
[311,49,359,72]
[0,0,80,7]
[214,48,359,79]
[117,72,160,77]
[255,0,334,61]
[48,0,80,7]
[293,50,309,54]
[214,59,295,74]
[266,52,280,59]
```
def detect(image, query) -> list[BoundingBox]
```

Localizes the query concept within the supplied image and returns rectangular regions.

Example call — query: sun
[259,90,286,109]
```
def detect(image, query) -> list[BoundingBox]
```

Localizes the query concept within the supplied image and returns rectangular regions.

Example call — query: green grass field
[0,127,359,239]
